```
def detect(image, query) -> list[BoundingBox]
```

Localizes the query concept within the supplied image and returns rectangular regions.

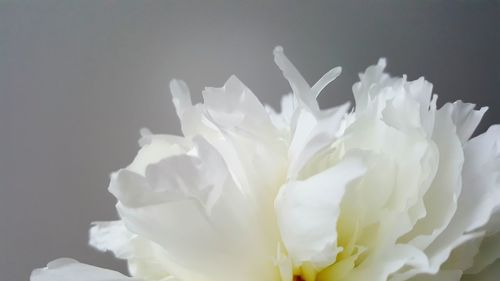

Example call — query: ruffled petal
[110,137,280,281]
[288,103,350,178]
[89,221,175,280]
[445,100,488,144]
[31,259,140,281]
[462,259,500,281]
[276,157,366,270]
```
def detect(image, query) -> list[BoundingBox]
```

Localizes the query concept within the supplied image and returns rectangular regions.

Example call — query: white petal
[403,106,464,251]
[128,134,188,176]
[265,93,295,131]
[111,137,280,281]
[180,75,287,203]
[169,79,192,118]
[89,221,135,260]
[406,270,463,281]
[311,66,342,98]
[279,93,296,126]
[273,46,318,111]
[395,121,500,280]
[89,221,190,281]
[465,233,500,274]
[460,126,500,273]
[347,243,428,281]
[390,106,468,281]
[31,259,140,281]
[352,58,391,111]
[288,103,350,178]
[202,75,276,133]
[462,259,500,281]
[444,100,488,143]
[427,126,500,274]
[275,243,294,281]
[457,125,500,233]
[287,109,318,173]
[441,234,482,272]
[275,157,366,269]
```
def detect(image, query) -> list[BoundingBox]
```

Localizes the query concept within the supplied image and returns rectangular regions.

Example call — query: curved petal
[462,259,500,281]
[288,103,350,178]
[275,157,366,270]
[170,79,192,119]
[31,259,140,281]
[273,46,316,111]
[111,137,280,281]
[89,221,191,281]
[311,66,342,98]
[128,134,188,176]
[89,221,135,260]
[445,101,488,144]
[406,270,462,281]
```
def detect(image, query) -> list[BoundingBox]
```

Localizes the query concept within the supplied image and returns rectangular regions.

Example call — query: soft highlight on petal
[31,259,141,281]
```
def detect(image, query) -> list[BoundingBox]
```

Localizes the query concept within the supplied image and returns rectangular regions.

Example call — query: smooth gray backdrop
[1,1,499,280]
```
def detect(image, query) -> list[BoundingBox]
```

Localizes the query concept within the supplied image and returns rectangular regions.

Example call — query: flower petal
[311,66,342,98]
[170,79,192,118]
[288,103,350,178]
[462,259,500,281]
[31,259,140,281]
[89,221,185,280]
[275,157,366,269]
[111,137,280,281]
[445,100,488,144]
[273,46,316,111]
[89,221,135,260]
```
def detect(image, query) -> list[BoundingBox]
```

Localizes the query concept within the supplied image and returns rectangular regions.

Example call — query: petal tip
[378,57,387,68]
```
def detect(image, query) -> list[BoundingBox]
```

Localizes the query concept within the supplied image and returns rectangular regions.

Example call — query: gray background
[1,1,499,280]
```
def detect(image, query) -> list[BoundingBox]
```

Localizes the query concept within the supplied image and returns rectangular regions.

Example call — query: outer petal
[420,125,500,277]
[462,259,500,281]
[405,270,462,281]
[460,126,500,274]
[128,134,188,176]
[170,79,192,118]
[89,221,176,280]
[275,157,366,269]
[446,101,488,144]
[392,105,499,280]
[460,125,500,232]
[352,58,391,112]
[401,106,464,252]
[466,232,500,275]
[31,259,141,281]
[110,137,280,281]
[90,221,134,260]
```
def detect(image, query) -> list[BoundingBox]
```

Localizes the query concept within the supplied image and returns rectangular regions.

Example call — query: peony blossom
[31,47,500,281]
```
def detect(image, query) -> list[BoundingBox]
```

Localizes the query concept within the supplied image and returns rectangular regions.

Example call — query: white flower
[31,47,500,281]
